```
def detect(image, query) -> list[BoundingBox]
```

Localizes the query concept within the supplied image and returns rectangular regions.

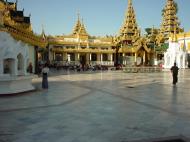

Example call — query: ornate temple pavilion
[1,0,190,70]
[48,14,114,66]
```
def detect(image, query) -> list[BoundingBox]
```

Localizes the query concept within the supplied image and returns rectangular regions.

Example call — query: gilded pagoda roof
[160,0,183,41]
[0,0,47,48]
[72,13,89,37]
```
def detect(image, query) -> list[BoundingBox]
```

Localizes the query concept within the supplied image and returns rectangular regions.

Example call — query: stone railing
[124,66,162,73]
[90,61,114,66]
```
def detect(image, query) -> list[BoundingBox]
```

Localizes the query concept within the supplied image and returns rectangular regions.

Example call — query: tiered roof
[72,13,88,37]
[160,0,183,40]
[0,0,47,47]
[118,0,140,44]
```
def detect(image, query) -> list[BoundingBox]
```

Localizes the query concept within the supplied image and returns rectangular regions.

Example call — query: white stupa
[0,31,35,94]
[164,33,187,69]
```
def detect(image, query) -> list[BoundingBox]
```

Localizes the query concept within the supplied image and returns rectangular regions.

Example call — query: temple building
[1,0,190,70]
[114,0,152,66]
[0,0,48,94]
[158,0,183,42]
[0,0,48,73]
[157,0,190,68]
[48,14,115,67]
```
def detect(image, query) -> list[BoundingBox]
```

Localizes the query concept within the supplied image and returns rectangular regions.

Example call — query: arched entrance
[80,54,86,65]
[3,58,15,75]
[17,53,24,75]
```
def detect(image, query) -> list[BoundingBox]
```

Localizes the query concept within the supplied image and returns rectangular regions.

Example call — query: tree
[145,28,152,35]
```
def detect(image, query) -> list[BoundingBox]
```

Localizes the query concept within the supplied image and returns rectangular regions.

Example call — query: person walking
[170,62,179,85]
[42,63,49,89]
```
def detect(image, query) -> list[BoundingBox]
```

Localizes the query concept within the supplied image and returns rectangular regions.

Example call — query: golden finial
[151,25,154,35]
[77,10,80,21]
[128,0,132,6]
[41,24,45,34]
[81,18,84,24]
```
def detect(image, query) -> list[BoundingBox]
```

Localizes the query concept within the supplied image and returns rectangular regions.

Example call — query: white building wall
[164,41,188,69]
[28,45,35,73]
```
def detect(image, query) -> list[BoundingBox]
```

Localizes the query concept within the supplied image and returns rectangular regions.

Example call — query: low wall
[124,67,162,73]
[0,75,37,95]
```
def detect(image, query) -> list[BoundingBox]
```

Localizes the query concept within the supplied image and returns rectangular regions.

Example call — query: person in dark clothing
[170,63,179,85]
[42,63,49,89]
[27,62,33,73]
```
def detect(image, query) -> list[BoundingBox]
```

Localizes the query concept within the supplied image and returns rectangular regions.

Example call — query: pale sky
[17,0,190,36]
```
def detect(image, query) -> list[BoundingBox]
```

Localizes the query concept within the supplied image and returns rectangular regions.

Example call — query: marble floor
[0,70,190,142]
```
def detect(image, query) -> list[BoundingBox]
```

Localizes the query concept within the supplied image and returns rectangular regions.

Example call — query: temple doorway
[80,54,86,65]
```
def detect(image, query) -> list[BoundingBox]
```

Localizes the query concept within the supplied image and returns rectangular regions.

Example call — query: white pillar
[90,53,92,61]
[0,60,3,75]
[97,54,101,62]
[24,59,27,75]
[14,59,17,76]
[135,53,137,62]
[110,54,113,61]
[68,54,71,62]
[75,53,79,61]
[101,54,103,62]
[143,51,146,64]
[78,53,80,61]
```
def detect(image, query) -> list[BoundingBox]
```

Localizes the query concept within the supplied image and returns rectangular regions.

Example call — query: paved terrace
[0,69,190,142]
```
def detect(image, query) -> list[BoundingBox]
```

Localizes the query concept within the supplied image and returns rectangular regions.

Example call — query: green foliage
[145,28,152,35]
[156,43,169,52]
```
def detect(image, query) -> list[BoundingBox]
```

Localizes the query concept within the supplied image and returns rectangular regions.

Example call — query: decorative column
[143,51,146,65]
[0,60,3,75]
[14,59,18,76]
[53,52,56,61]
[75,53,79,64]
[97,53,101,64]
[110,54,113,61]
[135,53,137,62]
[89,53,92,61]
[35,46,39,74]
[63,53,67,61]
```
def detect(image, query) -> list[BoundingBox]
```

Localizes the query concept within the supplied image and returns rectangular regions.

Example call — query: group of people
[27,61,179,91]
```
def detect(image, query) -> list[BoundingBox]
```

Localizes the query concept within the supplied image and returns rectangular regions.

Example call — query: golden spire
[160,0,182,40]
[119,0,140,44]
[41,24,45,37]
[128,0,132,6]
[72,11,82,35]
[15,0,18,10]
[72,12,89,37]
[78,18,88,36]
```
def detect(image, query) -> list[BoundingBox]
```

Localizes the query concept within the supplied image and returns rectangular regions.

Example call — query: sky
[16,0,190,36]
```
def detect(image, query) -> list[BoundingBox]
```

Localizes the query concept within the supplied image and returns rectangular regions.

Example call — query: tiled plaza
[0,70,190,142]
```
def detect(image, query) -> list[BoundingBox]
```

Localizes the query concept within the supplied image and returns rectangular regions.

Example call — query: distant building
[1,0,189,69]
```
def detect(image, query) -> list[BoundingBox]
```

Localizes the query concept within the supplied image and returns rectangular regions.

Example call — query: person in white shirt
[42,63,49,89]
